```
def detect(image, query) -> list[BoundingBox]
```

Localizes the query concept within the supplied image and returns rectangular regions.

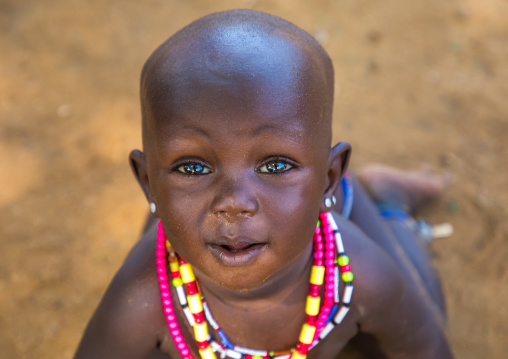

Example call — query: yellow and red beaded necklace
[156,212,354,359]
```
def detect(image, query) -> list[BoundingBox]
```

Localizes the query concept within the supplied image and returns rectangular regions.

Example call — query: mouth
[219,243,261,252]
[208,241,267,267]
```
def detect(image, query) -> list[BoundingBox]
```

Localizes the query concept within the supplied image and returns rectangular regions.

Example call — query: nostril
[210,188,259,218]
[214,211,252,219]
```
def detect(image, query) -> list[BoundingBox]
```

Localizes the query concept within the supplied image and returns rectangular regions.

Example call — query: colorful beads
[340,264,351,272]
[342,271,354,283]
[170,260,180,272]
[291,351,306,359]
[299,324,316,344]
[156,212,354,359]
[198,346,215,359]
[188,294,203,314]
[337,255,349,266]
[155,222,196,359]
[193,322,209,342]
[305,295,321,316]
[309,265,325,285]
[180,263,196,283]
[343,284,353,304]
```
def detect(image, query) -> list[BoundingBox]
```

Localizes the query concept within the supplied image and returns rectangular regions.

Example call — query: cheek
[156,186,211,257]
[261,175,324,254]
[266,169,324,215]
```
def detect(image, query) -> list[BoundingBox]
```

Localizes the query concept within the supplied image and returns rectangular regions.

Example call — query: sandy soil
[1,0,507,358]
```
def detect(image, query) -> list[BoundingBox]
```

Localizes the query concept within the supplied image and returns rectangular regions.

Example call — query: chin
[218,272,268,291]
[200,265,276,294]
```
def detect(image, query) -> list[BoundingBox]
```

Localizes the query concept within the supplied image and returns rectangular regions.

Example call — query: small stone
[454,4,471,21]
[367,30,382,44]
[432,223,454,238]
[440,152,463,169]
[314,29,330,45]
[448,40,462,52]
[446,200,460,214]
[57,104,71,118]
[428,70,442,83]
[368,60,379,73]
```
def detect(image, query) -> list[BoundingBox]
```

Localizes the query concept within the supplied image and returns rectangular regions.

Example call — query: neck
[192,241,315,351]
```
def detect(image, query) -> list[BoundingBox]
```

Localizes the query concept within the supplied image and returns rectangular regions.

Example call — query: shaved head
[140,9,335,152]
[130,11,350,292]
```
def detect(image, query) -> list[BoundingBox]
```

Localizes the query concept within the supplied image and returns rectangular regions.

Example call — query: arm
[341,219,454,359]
[74,237,167,359]
[359,270,453,359]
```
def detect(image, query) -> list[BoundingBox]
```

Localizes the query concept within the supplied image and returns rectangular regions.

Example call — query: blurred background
[1,0,507,358]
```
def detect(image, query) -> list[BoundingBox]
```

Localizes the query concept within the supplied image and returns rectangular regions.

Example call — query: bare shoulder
[333,215,404,322]
[74,225,167,359]
[112,224,166,332]
[334,215,453,358]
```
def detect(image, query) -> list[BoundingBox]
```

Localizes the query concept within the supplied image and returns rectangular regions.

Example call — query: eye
[177,163,211,175]
[259,160,294,174]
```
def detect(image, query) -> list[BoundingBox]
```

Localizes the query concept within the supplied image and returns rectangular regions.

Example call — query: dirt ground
[1,0,507,358]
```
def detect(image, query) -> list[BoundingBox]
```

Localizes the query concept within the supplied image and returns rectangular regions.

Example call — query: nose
[210,172,259,220]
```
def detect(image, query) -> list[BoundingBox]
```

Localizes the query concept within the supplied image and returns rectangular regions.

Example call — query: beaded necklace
[156,212,354,359]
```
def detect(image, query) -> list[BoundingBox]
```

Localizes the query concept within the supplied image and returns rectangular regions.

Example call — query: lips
[220,243,257,252]
[208,238,266,267]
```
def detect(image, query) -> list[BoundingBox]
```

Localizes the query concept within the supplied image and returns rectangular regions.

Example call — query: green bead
[342,271,354,282]
[317,220,321,228]
[172,277,183,287]
[338,255,349,266]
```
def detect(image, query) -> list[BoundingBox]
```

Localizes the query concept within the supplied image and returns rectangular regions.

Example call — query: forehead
[141,20,332,149]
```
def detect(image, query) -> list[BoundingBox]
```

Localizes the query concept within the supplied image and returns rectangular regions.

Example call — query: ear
[129,149,158,217]
[320,141,351,212]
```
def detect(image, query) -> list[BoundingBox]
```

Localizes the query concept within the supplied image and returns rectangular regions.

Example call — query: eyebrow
[167,120,303,141]
[175,122,283,138]
[250,123,280,137]
[172,124,211,138]
[250,122,307,144]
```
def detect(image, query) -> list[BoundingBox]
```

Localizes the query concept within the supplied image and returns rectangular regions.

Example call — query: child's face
[139,34,336,291]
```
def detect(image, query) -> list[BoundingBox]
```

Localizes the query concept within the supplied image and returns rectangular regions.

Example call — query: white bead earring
[149,202,157,214]
[324,196,337,209]
[324,197,333,208]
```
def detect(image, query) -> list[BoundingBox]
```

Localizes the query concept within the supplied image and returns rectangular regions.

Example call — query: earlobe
[320,142,351,212]
[129,150,157,215]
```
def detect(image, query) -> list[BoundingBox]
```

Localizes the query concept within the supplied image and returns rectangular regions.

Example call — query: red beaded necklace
[156,212,354,359]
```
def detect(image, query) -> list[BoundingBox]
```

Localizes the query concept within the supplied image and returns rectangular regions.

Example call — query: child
[75,9,454,359]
